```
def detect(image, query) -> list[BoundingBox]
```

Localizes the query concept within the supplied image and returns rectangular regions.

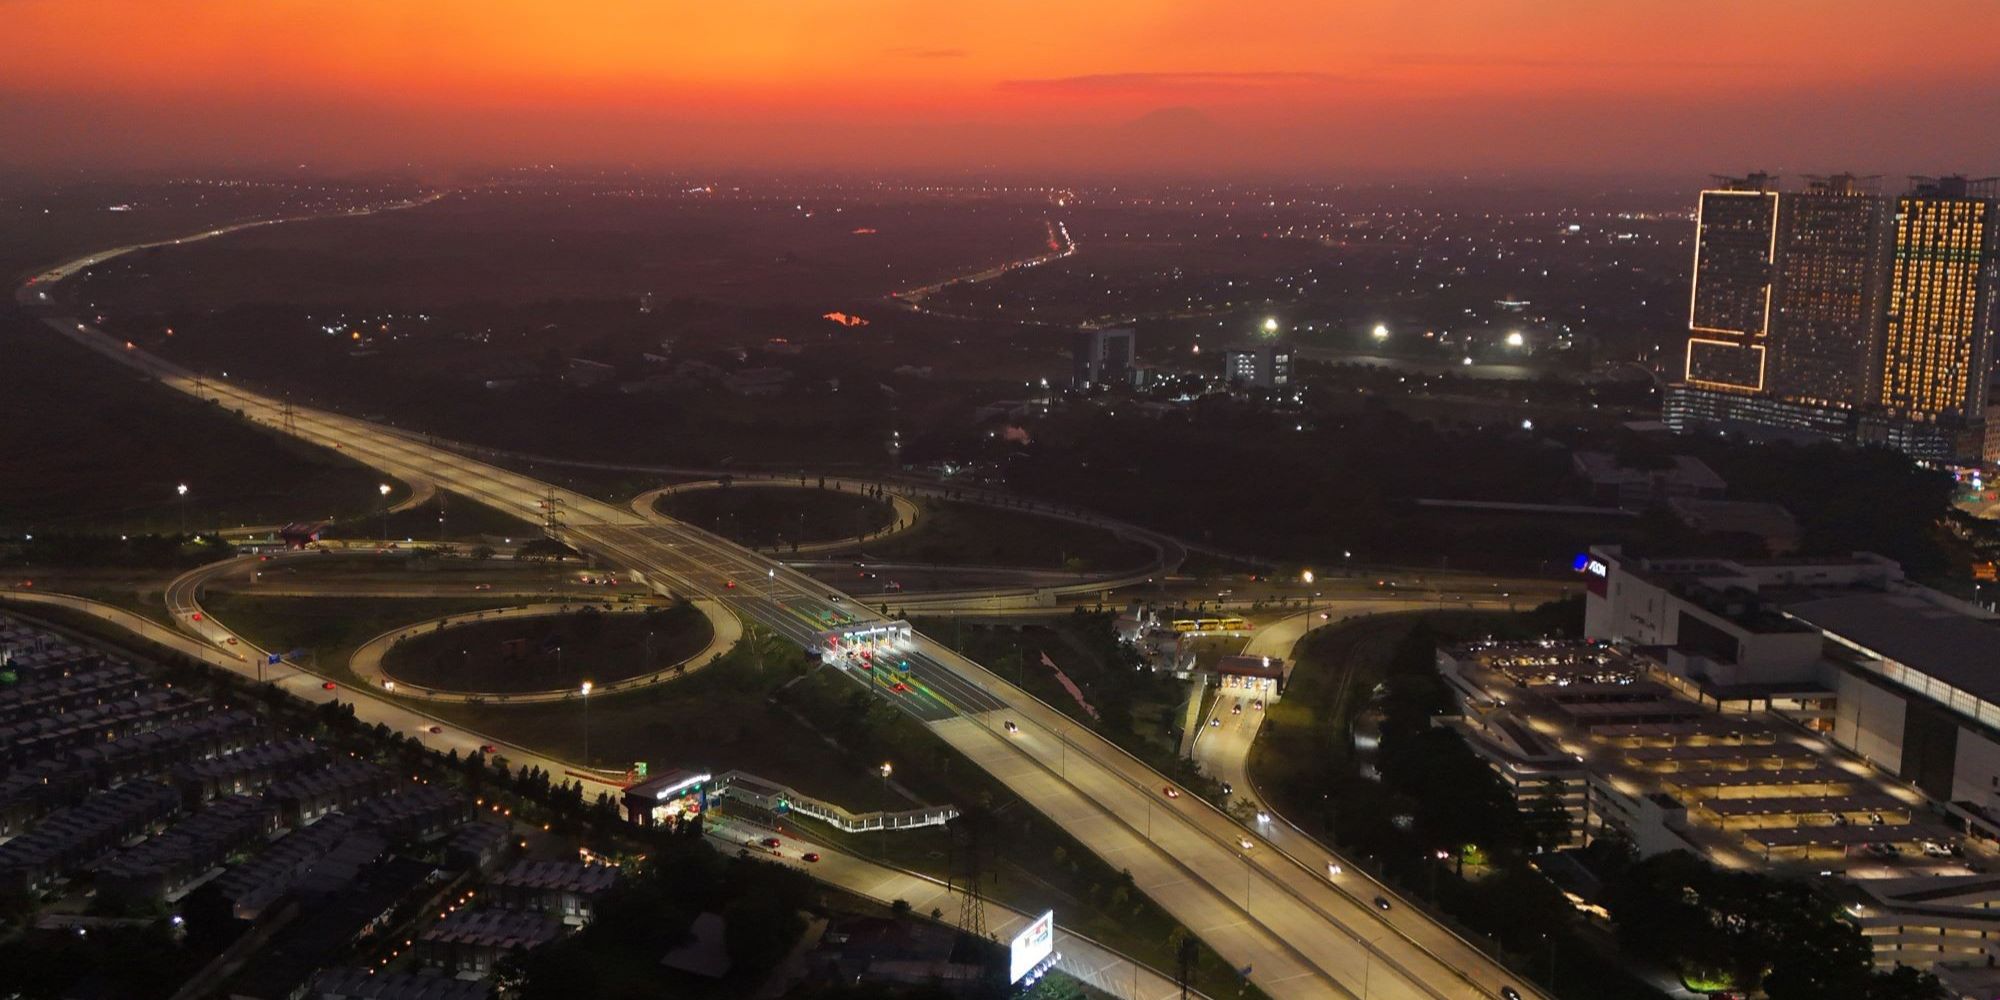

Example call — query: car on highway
[1208,718,1220,728]
[1253,699,1264,711]
[826,594,843,603]
[1220,782,1233,795]
[1238,837,1254,850]
[1372,896,1392,911]
[1230,703,1242,715]
[321,681,336,690]
[190,612,203,621]
[761,837,782,849]
[427,725,443,734]
[1326,863,1343,877]
[479,744,497,754]
[225,637,238,645]
[1255,810,1270,824]
[724,580,736,589]
[1500,989,1521,1000]
[890,682,909,693]
[472,583,492,591]
[1161,786,1180,799]
[1003,720,1019,735]
[802,852,820,863]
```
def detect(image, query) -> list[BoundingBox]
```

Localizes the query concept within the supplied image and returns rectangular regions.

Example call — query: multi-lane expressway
[18,212,1550,1000]
[1192,603,1544,997]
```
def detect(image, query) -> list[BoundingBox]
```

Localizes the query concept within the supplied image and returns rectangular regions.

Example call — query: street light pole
[879,762,893,860]
[580,680,593,765]
[378,483,392,541]
[1302,569,1314,625]
[176,483,189,537]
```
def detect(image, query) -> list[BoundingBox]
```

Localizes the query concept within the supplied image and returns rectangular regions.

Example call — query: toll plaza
[815,620,913,667]
[1214,654,1288,698]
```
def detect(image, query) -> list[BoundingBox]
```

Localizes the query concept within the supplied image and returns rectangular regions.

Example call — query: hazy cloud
[1384,52,1770,71]
[887,46,968,59]
[997,71,1358,95]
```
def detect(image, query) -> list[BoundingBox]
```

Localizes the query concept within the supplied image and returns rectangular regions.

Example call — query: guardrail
[932,636,1533,1000]
[708,815,1214,1000]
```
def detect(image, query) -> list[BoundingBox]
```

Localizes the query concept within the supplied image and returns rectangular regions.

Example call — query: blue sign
[267,654,281,665]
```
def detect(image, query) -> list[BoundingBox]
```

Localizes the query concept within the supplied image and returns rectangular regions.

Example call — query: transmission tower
[280,395,297,436]
[948,814,989,944]
[541,488,566,541]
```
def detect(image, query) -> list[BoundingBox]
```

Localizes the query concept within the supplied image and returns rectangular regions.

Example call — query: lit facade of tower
[1877,177,2000,423]
[1684,174,1778,393]
[1766,175,1890,407]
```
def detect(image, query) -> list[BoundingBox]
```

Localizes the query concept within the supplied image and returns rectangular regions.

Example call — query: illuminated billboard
[1008,910,1055,985]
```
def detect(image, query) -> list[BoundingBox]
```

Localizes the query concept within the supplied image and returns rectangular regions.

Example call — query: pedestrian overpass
[711,769,956,834]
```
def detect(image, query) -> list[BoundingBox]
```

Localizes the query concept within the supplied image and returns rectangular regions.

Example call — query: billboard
[1008,910,1055,985]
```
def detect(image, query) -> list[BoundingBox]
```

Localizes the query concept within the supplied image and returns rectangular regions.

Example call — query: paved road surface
[20,216,1549,1000]
[704,814,1206,1000]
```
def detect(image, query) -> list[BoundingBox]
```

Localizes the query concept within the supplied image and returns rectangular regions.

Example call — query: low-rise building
[1570,451,1728,507]
[308,968,492,1000]
[95,794,278,906]
[486,858,619,926]
[418,907,560,976]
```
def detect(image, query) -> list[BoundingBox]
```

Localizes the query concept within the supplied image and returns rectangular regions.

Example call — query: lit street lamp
[580,680,593,765]
[378,483,392,541]
[176,483,189,536]
[879,762,894,859]
[1371,324,1389,342]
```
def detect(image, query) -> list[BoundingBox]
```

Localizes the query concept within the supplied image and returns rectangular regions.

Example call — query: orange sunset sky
[6,0,2000,176]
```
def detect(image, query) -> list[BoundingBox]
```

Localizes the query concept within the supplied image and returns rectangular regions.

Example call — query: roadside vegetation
[917,612,1218,795]
[0,313,398,536]
[859,501,1155,572]
[655,483,897,549]
[380,602,711,693]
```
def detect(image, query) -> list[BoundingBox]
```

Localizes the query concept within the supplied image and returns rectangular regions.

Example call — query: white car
[1327,863,1343,877]
[1255,811,1270,824]
[1238,837,1254,850]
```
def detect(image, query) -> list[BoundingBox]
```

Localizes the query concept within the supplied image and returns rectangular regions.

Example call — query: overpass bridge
[16,210,1549,1000]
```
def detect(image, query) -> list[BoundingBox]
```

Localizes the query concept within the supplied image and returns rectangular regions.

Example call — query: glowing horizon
[7,1,2000,176]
